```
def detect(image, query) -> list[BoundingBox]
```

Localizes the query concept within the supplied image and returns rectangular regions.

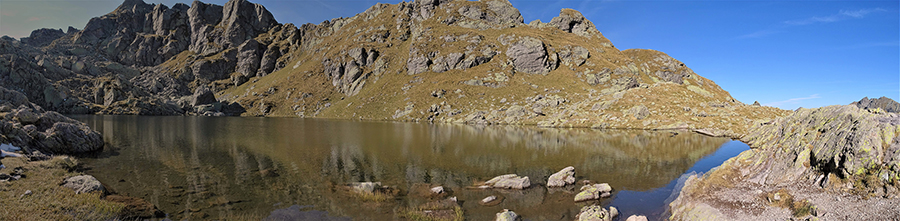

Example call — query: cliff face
[0,0,787,132]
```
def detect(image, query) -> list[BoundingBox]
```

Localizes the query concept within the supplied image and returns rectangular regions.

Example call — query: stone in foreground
[62,175,105,194]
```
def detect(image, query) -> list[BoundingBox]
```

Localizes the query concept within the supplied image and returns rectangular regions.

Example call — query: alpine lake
[71,115,748,220]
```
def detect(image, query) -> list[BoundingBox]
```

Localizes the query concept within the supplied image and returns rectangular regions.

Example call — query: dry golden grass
[0,156,125,221]
[212,0,790,139]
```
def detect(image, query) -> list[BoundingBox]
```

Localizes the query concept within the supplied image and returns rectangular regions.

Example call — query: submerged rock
[547,166,576,187]
[104,195,165,218]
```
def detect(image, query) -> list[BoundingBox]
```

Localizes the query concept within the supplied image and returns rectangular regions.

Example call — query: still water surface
[72,115,747,220]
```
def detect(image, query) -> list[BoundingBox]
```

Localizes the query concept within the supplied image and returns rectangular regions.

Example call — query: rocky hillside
[0,0,787,133]
[670,104,900,220]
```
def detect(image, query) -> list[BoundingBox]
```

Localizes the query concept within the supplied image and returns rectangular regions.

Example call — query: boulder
[485,174,531,189]
[576,204,617,221]
[547,166,576,187]
[506,37,553,75]
[62,175,105,194]
[625,215,649,221]
[495,209,521,221]
[36,122,104,154]
[574,183,612,202]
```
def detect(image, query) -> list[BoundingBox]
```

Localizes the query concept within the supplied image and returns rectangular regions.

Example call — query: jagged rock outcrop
[547,9,602,38]
[670,104,900,220]
[20,28,67,47]
[853,96,900,113]
[0,86,103,154]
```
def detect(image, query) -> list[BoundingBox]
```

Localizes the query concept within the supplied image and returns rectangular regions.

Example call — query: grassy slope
[216,0,788,137]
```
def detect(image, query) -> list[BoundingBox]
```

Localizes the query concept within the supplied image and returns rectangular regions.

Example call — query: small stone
[495,209,521,221]
[20,190,32,198]
[430,186,445,194]
[62,175,105,194]
[482,195,498,204]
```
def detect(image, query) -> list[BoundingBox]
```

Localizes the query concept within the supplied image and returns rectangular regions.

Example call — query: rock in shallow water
[576,204,618,221]
[485,174,531,189]
[547,166,576,187]
[574,183,612,202]
[495,209,521,221]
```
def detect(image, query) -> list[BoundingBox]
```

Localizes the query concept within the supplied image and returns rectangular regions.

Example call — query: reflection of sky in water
[610,141,749,220]
[72,116,743,220]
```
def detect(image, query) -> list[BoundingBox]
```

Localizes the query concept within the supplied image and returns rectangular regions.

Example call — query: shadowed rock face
[0,86,103,154]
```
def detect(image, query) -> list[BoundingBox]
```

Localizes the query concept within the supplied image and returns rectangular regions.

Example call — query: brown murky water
[73,115,745,220]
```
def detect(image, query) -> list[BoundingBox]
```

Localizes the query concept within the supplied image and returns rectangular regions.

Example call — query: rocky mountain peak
[549,8,602,38]
[221,0,278,47]
[852,96,900,113]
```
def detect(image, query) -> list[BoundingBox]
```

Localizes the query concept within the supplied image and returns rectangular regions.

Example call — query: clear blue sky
[2,0,897,110]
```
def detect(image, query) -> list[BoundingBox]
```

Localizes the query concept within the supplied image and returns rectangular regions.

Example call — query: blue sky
[1,0,897,110]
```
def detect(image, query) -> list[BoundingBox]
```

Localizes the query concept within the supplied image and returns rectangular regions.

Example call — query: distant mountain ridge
[1,0,787,135]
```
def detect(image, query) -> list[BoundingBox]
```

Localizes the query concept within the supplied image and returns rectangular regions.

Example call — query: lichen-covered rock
[576,204,615,221]
[574,183,612,201]
[740,105,900,191]
[495,209,521,221]
[670,103,900,220]
[547,166,576,187]
[62,175,105,194]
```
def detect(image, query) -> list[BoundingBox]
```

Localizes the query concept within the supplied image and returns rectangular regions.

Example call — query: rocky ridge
[1,0,787,135]
[670,104,900,220]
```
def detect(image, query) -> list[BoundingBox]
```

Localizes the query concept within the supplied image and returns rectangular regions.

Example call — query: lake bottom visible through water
[72,115,749,220]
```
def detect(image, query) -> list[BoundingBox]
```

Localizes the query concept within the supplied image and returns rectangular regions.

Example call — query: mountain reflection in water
[74,115,736,220]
